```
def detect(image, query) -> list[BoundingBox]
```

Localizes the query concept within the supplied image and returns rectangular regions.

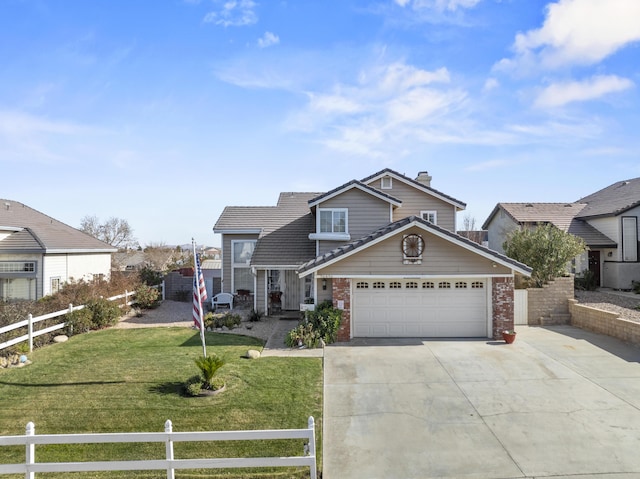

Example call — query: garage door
[352,278,488,338]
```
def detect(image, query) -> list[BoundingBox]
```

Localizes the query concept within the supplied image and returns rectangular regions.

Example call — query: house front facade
[483,178,640,290]
[214,169,531,340]
[0,200,117,301]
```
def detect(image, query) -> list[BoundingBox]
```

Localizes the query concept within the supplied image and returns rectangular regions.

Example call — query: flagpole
[193,238,207,357]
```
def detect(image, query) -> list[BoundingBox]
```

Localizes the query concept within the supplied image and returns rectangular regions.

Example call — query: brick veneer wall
[569,299,640,345]
[332,278,351,342]
[492,277,514,339]
[527,276,574,325]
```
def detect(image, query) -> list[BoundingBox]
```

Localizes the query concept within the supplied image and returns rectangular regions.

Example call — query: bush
[64,308,94,336]
[575,269,598,291]
[248,308,263,322]
[632,280,640,294]
[205,312,242,329]
[138,266,164,286]
[285,302,342,348]
[135,284,161,309]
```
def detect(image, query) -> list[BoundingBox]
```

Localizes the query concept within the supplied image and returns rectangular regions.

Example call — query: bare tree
[143,242,179,272]
[460,214,485,245]
[80,215,137,249]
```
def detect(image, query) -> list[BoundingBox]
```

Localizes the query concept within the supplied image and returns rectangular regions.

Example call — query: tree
[80,215,137,249]
[143,242,180,272]
[503,223,586,287]
[460,214,485,245]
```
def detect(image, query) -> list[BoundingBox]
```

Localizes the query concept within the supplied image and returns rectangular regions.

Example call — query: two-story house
[483,177,640,290]
[214,169,531,341]
[0,200,117,301]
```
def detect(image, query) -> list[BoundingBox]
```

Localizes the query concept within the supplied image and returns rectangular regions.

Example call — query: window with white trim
[422,281,435,289]
[319,209,347,234]
[622,217,638,262]
[406,281,418,289]
[232,240,256,293]
[373,281,385,289]
[381,176,392,189]
[438,281,451,289]
[356,281,369,289]
[0,261,36,273]
[471,281,484,289]
[389,281,402,289]
[421,211,437,224]
[51,277,61,295]
[455,281,467,289]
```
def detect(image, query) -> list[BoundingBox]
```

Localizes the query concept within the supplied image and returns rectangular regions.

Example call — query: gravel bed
[115,300,281,342]
[574,290,640,323]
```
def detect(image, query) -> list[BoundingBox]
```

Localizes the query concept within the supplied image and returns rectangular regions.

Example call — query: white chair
[211,292,234,310]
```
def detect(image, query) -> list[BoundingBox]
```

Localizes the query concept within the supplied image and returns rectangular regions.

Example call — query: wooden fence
[1,290,136,354]
[0,418,317,479]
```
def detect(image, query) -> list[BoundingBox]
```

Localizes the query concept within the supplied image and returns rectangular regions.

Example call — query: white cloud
[257,31,280,49]
[204,0,257,27]
[534,75,634,108]
[497,0,640,72]
[483,78,499,92]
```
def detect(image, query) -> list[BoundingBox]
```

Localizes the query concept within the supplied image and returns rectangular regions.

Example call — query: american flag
[193,253,208,330]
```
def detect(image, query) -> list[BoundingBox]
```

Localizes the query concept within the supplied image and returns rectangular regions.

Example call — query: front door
[588,250,601,286]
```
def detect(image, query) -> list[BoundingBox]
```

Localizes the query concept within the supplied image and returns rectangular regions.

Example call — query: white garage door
[352,278,488,338]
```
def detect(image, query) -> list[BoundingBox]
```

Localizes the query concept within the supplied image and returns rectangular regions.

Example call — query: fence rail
[0,290,139,353]
[0,418,317,479]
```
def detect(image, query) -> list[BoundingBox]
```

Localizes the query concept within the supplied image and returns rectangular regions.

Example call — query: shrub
[633,281,640,294]
[194,354,226,390]
[138,266,164,286]
[248,308,263,322]
[285,322,320,349]
[575,269,598,291]
[306,302,342,344]
[64,308,93,336]
[85,298,121,329]
[205,312,242,329]
[135,284,161,309]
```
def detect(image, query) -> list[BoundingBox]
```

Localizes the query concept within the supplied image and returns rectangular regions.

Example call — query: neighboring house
[213,169,531,340]
[482,177,640,289]
[0,199,116,301]
[113,251,148,271]
[201,259,221,298]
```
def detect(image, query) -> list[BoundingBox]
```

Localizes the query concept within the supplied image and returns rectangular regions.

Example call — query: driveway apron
[322,326,640,479]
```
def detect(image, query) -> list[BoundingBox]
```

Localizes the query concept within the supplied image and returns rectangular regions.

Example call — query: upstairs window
[421,211,437,224]
[319,209,347,234]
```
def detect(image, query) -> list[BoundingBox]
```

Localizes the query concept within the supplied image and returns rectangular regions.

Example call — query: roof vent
[4,202,9,210]
[525,203,533,207]
[415,171,432,187]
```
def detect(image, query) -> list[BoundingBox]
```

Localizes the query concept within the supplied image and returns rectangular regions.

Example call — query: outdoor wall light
[322,279,327,290]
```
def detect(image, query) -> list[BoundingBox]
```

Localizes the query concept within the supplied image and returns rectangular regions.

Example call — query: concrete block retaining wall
[527,276,574,325]
[569,299,640,345]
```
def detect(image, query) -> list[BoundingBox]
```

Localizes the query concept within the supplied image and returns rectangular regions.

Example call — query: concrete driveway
[323,326,640,479]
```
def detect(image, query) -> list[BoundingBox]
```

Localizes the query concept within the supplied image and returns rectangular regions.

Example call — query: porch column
[332,278,351,342]
[492,277,514,339]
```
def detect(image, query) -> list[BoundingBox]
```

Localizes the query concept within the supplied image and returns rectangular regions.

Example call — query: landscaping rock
[53,335,69,343]
[245,349,261,359]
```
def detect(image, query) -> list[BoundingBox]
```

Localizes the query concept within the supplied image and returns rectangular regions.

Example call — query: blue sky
[2,0,639,247]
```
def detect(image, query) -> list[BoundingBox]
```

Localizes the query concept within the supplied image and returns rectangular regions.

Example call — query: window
[422,281,435,289]
[356,281,369,289]
[51,277,61,295]
[389,281,402,289]
[622,217,638,262]
[420,211,437,224]
[455,281,467,289]
[319,209,347,234]
[406,281,418,289]
[471,281,484,289]
[438,281,451,289]
[232,240,256,293]
[381,176,392,189]
[373,281,385,289]
[0,261,36,273]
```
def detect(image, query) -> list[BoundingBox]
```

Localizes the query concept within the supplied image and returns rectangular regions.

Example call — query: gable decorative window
[402,233,424,264]
[622,217,638,262]
[232,240,256,293]
[420,211,437,224]
[381,176,393,189]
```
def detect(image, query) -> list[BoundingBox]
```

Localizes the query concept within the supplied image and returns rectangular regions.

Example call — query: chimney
[415,171,432,187]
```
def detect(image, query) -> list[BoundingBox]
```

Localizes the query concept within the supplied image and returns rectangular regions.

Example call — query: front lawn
[0,328,323,478]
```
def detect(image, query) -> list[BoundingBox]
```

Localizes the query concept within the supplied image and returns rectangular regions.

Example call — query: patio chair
[211,292,234,311]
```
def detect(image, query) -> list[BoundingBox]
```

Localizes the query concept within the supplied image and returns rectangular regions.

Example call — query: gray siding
[317,188,392,256]
[221,233,259,294]
[367,177,456,231]
[318,226,511,277]
[486,211,519,253]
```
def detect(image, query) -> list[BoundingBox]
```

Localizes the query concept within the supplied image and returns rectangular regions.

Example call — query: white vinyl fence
[0,418,317,479]
[0,284,165,354]
[514,289,528,325]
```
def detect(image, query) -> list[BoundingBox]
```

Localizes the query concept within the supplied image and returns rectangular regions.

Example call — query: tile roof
[0,200,117,253]
[576,177,640,218]
[297,215,532,276]
[308,179,402,207]
[484,202,616,248]
[361,168,466,209]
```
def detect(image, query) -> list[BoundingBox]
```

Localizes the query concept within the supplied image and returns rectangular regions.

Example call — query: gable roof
[361,168,467,210]
[576,177,640,218]
[308,179,402,208]
[482,202,616,248]
[297,215,532,277]
[0,200,116,253]
[213,192,321,236]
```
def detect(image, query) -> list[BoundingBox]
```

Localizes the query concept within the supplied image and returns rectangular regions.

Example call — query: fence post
[165,419,174,479]
[307,416,316,479]
[162,280,166,301]
[125,290,128,308]
[25,422,35,479]
[27,314,34,353]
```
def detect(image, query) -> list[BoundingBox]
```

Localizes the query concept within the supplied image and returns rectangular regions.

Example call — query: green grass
[0,328,323,478]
